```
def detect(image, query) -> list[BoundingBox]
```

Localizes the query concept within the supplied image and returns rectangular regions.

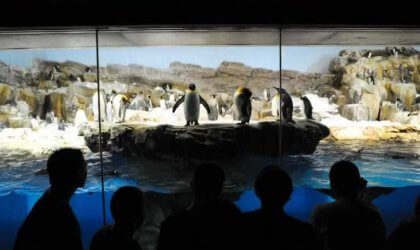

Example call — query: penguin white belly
[92,91,106,121]
[112,94,125,122]
[106,102,113,122]
[184,92,200,121]
[271,95,280,117]
[208,99,219,121]
[74,109,88,127]
[160,99,167,110]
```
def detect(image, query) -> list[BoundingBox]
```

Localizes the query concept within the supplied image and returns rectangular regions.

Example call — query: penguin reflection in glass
[273,87,294,123]
[233,86,252,125]
[173,83,210,126]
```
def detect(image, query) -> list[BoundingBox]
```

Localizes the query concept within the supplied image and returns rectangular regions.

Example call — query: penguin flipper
[172,95,185,113]
[199,95,211,114]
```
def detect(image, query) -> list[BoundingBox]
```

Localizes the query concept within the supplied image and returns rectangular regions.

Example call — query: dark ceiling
[1,0,420,28]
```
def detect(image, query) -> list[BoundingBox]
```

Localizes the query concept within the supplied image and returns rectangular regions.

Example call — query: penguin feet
[184,122,190,127]
[194,121,200,126]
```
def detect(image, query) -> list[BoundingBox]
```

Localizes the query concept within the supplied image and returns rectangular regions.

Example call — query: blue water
[1,186,419,250]
[1,141,420,249]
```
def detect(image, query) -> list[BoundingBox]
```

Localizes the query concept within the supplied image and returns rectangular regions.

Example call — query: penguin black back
[301,96,313,120]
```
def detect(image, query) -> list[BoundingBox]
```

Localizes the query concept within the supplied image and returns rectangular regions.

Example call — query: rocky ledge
[84,120,330,159]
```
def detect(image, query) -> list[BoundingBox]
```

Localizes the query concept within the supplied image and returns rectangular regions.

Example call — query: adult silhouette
[157,163,240,250]
[14,148,87,250]
[311,160,386,250]
[387,195,420,250]
[90,186,145,250]
[241,165,319,250]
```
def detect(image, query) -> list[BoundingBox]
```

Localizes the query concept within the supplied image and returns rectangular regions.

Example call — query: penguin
[167,93,176,108]
[271,89,280,117]
[129,91,148,111]
[112,94,128,123]
[58,118,66,131]
[173,83,211,126]
[85,67,92,73]
[41,94,52,120]
[300,96,313,120]
[92,90,106,122]
[392,47,399,57]
[69,74,77,81]
[146,95,153,111]
[74,109,88,128]
[353,91,361,104]
[53,65,61,72]
[162,83,172,92]
[233,86,252,125]
[367,51,372,59]
[263,88,271,102]
[48,70,54,81]
[395,97,404,111]
[368,75,375,85]
[274,87,294,123]
[46,110,56,124]
[106,95,114,122]
[208,94,219,121]
[160,95,168,110]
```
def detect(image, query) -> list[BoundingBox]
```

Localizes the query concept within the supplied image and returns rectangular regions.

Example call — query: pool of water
[1,141,419,197]
[0,141,419,249]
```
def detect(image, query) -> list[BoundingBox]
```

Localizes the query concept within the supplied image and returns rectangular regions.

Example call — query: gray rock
[339,104,369,121]
[84,121,330,158]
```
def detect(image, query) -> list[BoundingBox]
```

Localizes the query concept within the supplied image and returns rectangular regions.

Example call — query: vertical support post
[95,28,107,226]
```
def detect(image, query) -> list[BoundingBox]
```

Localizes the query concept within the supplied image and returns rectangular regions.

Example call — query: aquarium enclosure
[0,28,419,249]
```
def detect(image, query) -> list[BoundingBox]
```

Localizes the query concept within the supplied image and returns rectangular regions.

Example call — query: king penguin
[273,87,294,123]
[173,83,210,126]
[92,90,106,122]
[300,96,313,120]
[233,86,252,125]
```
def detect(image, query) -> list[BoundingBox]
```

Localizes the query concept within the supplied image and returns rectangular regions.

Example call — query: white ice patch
[0,124,88,157]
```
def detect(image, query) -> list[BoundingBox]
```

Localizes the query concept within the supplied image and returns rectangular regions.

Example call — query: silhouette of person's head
[255,165,293,211]
[47,148,87,194]
[191,164,225,202]
[329,160,367,199]
[111,186,145,234]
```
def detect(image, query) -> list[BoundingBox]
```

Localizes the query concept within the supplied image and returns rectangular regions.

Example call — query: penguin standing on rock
[173,83,210,126]
[208,94,219,121]
[274,87,294,123]
[300,96,313,120]
[233,86,252,125]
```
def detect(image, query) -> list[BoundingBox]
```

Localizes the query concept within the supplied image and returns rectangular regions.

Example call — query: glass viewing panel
[0,31,103,250]
[96,29,282,248]
[281,29,420,233]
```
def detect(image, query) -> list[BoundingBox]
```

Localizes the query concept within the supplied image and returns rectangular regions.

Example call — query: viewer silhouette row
[13,149,420,250]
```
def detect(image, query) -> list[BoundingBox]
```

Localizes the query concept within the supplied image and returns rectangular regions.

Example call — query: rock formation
[84,121,330,158]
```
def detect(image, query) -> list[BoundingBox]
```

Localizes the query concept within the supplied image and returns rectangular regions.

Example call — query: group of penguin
[91,83,314,126]
[172,83,314,126]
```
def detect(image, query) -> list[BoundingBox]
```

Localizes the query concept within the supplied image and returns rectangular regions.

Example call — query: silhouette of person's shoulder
[242,209,318,250]
[14,190,83,250]
[312,199,383,224]
[388,219,420,250]
[311,199,385,250]
[90,224,142,250]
